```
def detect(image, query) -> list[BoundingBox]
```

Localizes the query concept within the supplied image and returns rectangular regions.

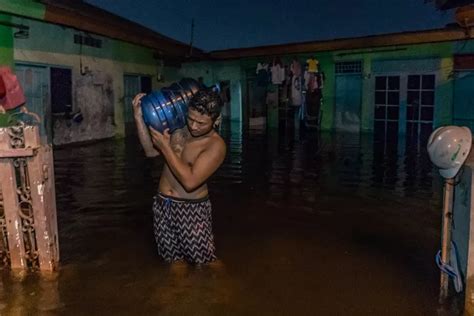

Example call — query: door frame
[334,72,363,132]
[123,73,152,135]
[14,62,51,141]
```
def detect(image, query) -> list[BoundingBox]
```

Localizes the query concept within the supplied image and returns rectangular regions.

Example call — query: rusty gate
[0,123,59,271]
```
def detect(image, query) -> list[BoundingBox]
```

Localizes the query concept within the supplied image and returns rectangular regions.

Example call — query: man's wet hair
[188,88,223,121]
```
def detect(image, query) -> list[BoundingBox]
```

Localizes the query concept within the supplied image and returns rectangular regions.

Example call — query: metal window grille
[335,61,362,74]
[74,34,102,48]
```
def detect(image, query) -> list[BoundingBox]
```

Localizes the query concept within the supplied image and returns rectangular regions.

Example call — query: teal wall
[0,13,13,67]
[185,39,474,132]
[180,61,243,123]
[3,0,474,134]
[0,0,45,20]
[0,5,178,143]
[12,17,156,65]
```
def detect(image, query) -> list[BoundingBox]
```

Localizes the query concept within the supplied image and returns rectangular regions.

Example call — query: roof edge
[209,26,469,60]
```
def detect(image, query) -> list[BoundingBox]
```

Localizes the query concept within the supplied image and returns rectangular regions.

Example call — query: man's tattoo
[170,128,189,155]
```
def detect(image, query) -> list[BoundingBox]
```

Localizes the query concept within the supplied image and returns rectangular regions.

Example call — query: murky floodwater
[0,122,460,315]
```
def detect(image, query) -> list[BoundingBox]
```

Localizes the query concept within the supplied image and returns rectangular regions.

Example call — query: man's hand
[132,93,160,157]
[149,127,171,152]
[132,93,146,118]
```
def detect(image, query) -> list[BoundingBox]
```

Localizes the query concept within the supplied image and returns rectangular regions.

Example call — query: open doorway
[245,70,266,128]
[219,80,231,120]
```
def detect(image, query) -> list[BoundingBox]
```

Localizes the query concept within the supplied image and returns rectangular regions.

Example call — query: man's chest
[170,136,203,162]
[180,141,205,165]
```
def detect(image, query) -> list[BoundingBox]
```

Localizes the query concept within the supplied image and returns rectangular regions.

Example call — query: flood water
[0,122,460,315]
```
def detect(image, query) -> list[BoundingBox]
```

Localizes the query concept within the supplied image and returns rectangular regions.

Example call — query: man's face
[186,108,214,137]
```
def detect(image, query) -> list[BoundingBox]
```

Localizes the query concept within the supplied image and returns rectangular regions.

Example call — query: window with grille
[335,61,362,74]
[74,34,102,48]
[374,75,400,142]
[406,74,435,142]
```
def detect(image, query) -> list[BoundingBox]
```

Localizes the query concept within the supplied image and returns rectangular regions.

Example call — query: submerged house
[0,0,204,145]
[183,22,474,149]
[1,0,474,148]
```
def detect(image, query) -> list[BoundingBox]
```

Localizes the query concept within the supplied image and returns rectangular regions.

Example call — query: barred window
[335,61,362,74]
[74,34,102,48]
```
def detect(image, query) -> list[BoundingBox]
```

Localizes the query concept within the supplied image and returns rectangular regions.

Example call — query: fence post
[0,128,27,269]
[0,125,59,271]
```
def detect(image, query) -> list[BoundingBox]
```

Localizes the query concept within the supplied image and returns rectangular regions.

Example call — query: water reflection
[0,122,449,315]
[219,125,442,215]
[0,271,61,315]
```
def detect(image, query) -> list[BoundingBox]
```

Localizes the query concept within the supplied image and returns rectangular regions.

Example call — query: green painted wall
[160,66,182,86]
[0,13,13,66]
[0,11,20,121]
[4,0,472,134]
[12,17,156,65]
[0,0,45,20]
[2,8,176,142]
[180,61,243,123]
[330,42,454,131]
[187,40,473,132]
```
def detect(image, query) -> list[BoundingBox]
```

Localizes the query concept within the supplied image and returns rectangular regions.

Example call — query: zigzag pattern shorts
[153,193,217,264]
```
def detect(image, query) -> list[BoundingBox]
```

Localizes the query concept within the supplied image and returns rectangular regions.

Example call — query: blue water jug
[140,78,201,133]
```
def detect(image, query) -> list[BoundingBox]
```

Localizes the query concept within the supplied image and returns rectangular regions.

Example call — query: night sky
[85,0,454,51]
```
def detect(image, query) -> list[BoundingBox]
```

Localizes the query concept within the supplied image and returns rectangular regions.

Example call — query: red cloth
[0,66,26,110]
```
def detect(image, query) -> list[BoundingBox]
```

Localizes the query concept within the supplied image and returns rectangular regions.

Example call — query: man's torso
[158,127,218,199]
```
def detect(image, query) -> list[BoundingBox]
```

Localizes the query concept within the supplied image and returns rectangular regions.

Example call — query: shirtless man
[132,88,226,264]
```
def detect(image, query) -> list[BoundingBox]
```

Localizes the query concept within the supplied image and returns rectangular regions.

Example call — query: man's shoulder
[212,131,225,144]
[206,132,226,152]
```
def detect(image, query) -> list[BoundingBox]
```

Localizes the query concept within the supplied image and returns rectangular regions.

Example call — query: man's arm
[150,128,226,192]
[132,93,159,157]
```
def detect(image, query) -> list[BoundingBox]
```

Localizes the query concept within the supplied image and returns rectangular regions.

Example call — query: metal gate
[0,124,59,271]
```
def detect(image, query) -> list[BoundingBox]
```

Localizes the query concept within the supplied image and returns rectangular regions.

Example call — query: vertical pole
[0,128,27,269]
[24,126,59,271]
[440,177,455,302]
[464,165,474,315]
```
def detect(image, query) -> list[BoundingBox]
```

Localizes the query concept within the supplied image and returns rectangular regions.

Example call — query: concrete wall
[2,1,473,136]
[0,13,14,67]
[0,0,45,20]
[194,40,473,132]
[9,17,163,144]
[180,61,243,124]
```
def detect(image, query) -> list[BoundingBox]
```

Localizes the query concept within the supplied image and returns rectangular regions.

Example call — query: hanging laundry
[306,89,322,120]
[0,66,26,110]
[280,65,286,84]
[316,72,325,89]
[284,65,291,85]
[304,70,310,90]
[280,80,288,104]
[256,63,270,87]
[290,60,302,77]
[271,63,285,85]
[291,76,302,106]
[306,57,319,73]
[256,62,268,74]
[304,71,319,92]
[266,87,279,111]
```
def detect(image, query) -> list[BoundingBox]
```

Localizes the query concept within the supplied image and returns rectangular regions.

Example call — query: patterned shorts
[153,193,217,264]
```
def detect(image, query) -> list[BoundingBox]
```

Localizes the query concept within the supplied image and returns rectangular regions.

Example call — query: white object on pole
[427,126,472,179]
[427,125,472,302]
